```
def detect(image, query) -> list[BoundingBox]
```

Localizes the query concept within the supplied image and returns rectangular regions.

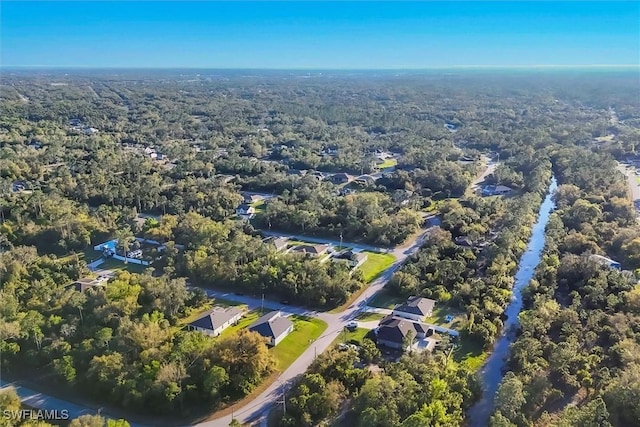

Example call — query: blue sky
[1,1,638,68]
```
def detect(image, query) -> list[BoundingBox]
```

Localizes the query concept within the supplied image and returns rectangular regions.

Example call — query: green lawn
[95,257,149,274]
[377,158,398,169]
[425,306,465,329]
[56,248,102,265]
[270,316,328,371]
[355,311,385,322]
[332,327,371,347]
[635,176,640,184]
[251,200,266,213]
[218,310,262,338]
[368,291,405,309]
[359,252,396,282]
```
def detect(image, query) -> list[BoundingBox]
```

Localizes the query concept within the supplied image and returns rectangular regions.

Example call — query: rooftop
[249,311,293,340]
[190,307,243,331]
[394,296,436,317]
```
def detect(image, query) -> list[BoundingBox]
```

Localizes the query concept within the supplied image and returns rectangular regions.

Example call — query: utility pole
[339,232,343,250]
[261,293,265,314]
[277,378,286,416]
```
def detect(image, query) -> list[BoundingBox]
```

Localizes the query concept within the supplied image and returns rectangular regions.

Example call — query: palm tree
[114,226,135,264]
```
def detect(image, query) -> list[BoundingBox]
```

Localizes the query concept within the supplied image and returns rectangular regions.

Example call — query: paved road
[0,380,143,427]
[197,227,433,427]
[616,163,640,221]
[617,163,640,201]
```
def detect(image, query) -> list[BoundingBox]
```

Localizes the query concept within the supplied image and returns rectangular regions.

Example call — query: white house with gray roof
[248,311,294,346]
[392,296,436,322]
[188,307,243,337]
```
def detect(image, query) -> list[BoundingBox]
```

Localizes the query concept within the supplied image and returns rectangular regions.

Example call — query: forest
[1,70,640,426]
[489,148,640,427]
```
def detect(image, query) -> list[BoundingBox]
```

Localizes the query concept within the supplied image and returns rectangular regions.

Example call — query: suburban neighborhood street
[197,226,433,427]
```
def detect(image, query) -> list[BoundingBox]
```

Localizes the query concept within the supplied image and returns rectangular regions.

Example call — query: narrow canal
[467,177,558,426]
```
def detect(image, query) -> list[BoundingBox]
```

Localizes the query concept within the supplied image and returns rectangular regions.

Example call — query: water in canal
[466,177,558,426]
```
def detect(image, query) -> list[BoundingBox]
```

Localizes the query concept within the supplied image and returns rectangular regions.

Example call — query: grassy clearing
[332,327,371,347]
[368,291,405,309]
[270,316,328,371]
[425,306,465,329]
[355,311,385,322]
[454,336,487,371]
[96,258,149,273]
[251,200,266,213]
[359,252,396,282]
[377,158,398,169]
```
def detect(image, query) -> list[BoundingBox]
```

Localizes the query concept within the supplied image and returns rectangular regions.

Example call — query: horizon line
[1,64,639,71]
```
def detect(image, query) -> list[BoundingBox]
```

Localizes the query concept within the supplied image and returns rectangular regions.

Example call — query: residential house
[242,193,263,204]
[248,311,294,346]
[332,250,368,268]
[329,173,352,184]
[392,296,436,322]
[236,204,256,216]
[291,244,330,257]
[375,316,436,352]
[272,237,289,252]
[339,187,356,196]
[309,171,325,181]
[216,174,236,184]
[67,278,106,293]
[187,307,243,337]
[354,175,377,186]
[321,147,338,156]
[589,254,622,270]
[287,169,308,176]
[482,185,513,196]
[454,236,473,248]
[391,189,414,206]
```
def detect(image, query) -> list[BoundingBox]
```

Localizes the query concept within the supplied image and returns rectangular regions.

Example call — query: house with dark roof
[375,316,436,352]
[248,311,294,346]
[329,173,352,184]
[354,175,377,186]
[187,307,243,337]
[454,236,473,248]
[291,244,330,257]
[392,296,436,322]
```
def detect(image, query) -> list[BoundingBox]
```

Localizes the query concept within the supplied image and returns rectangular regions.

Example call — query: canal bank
[466,177,558,426]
